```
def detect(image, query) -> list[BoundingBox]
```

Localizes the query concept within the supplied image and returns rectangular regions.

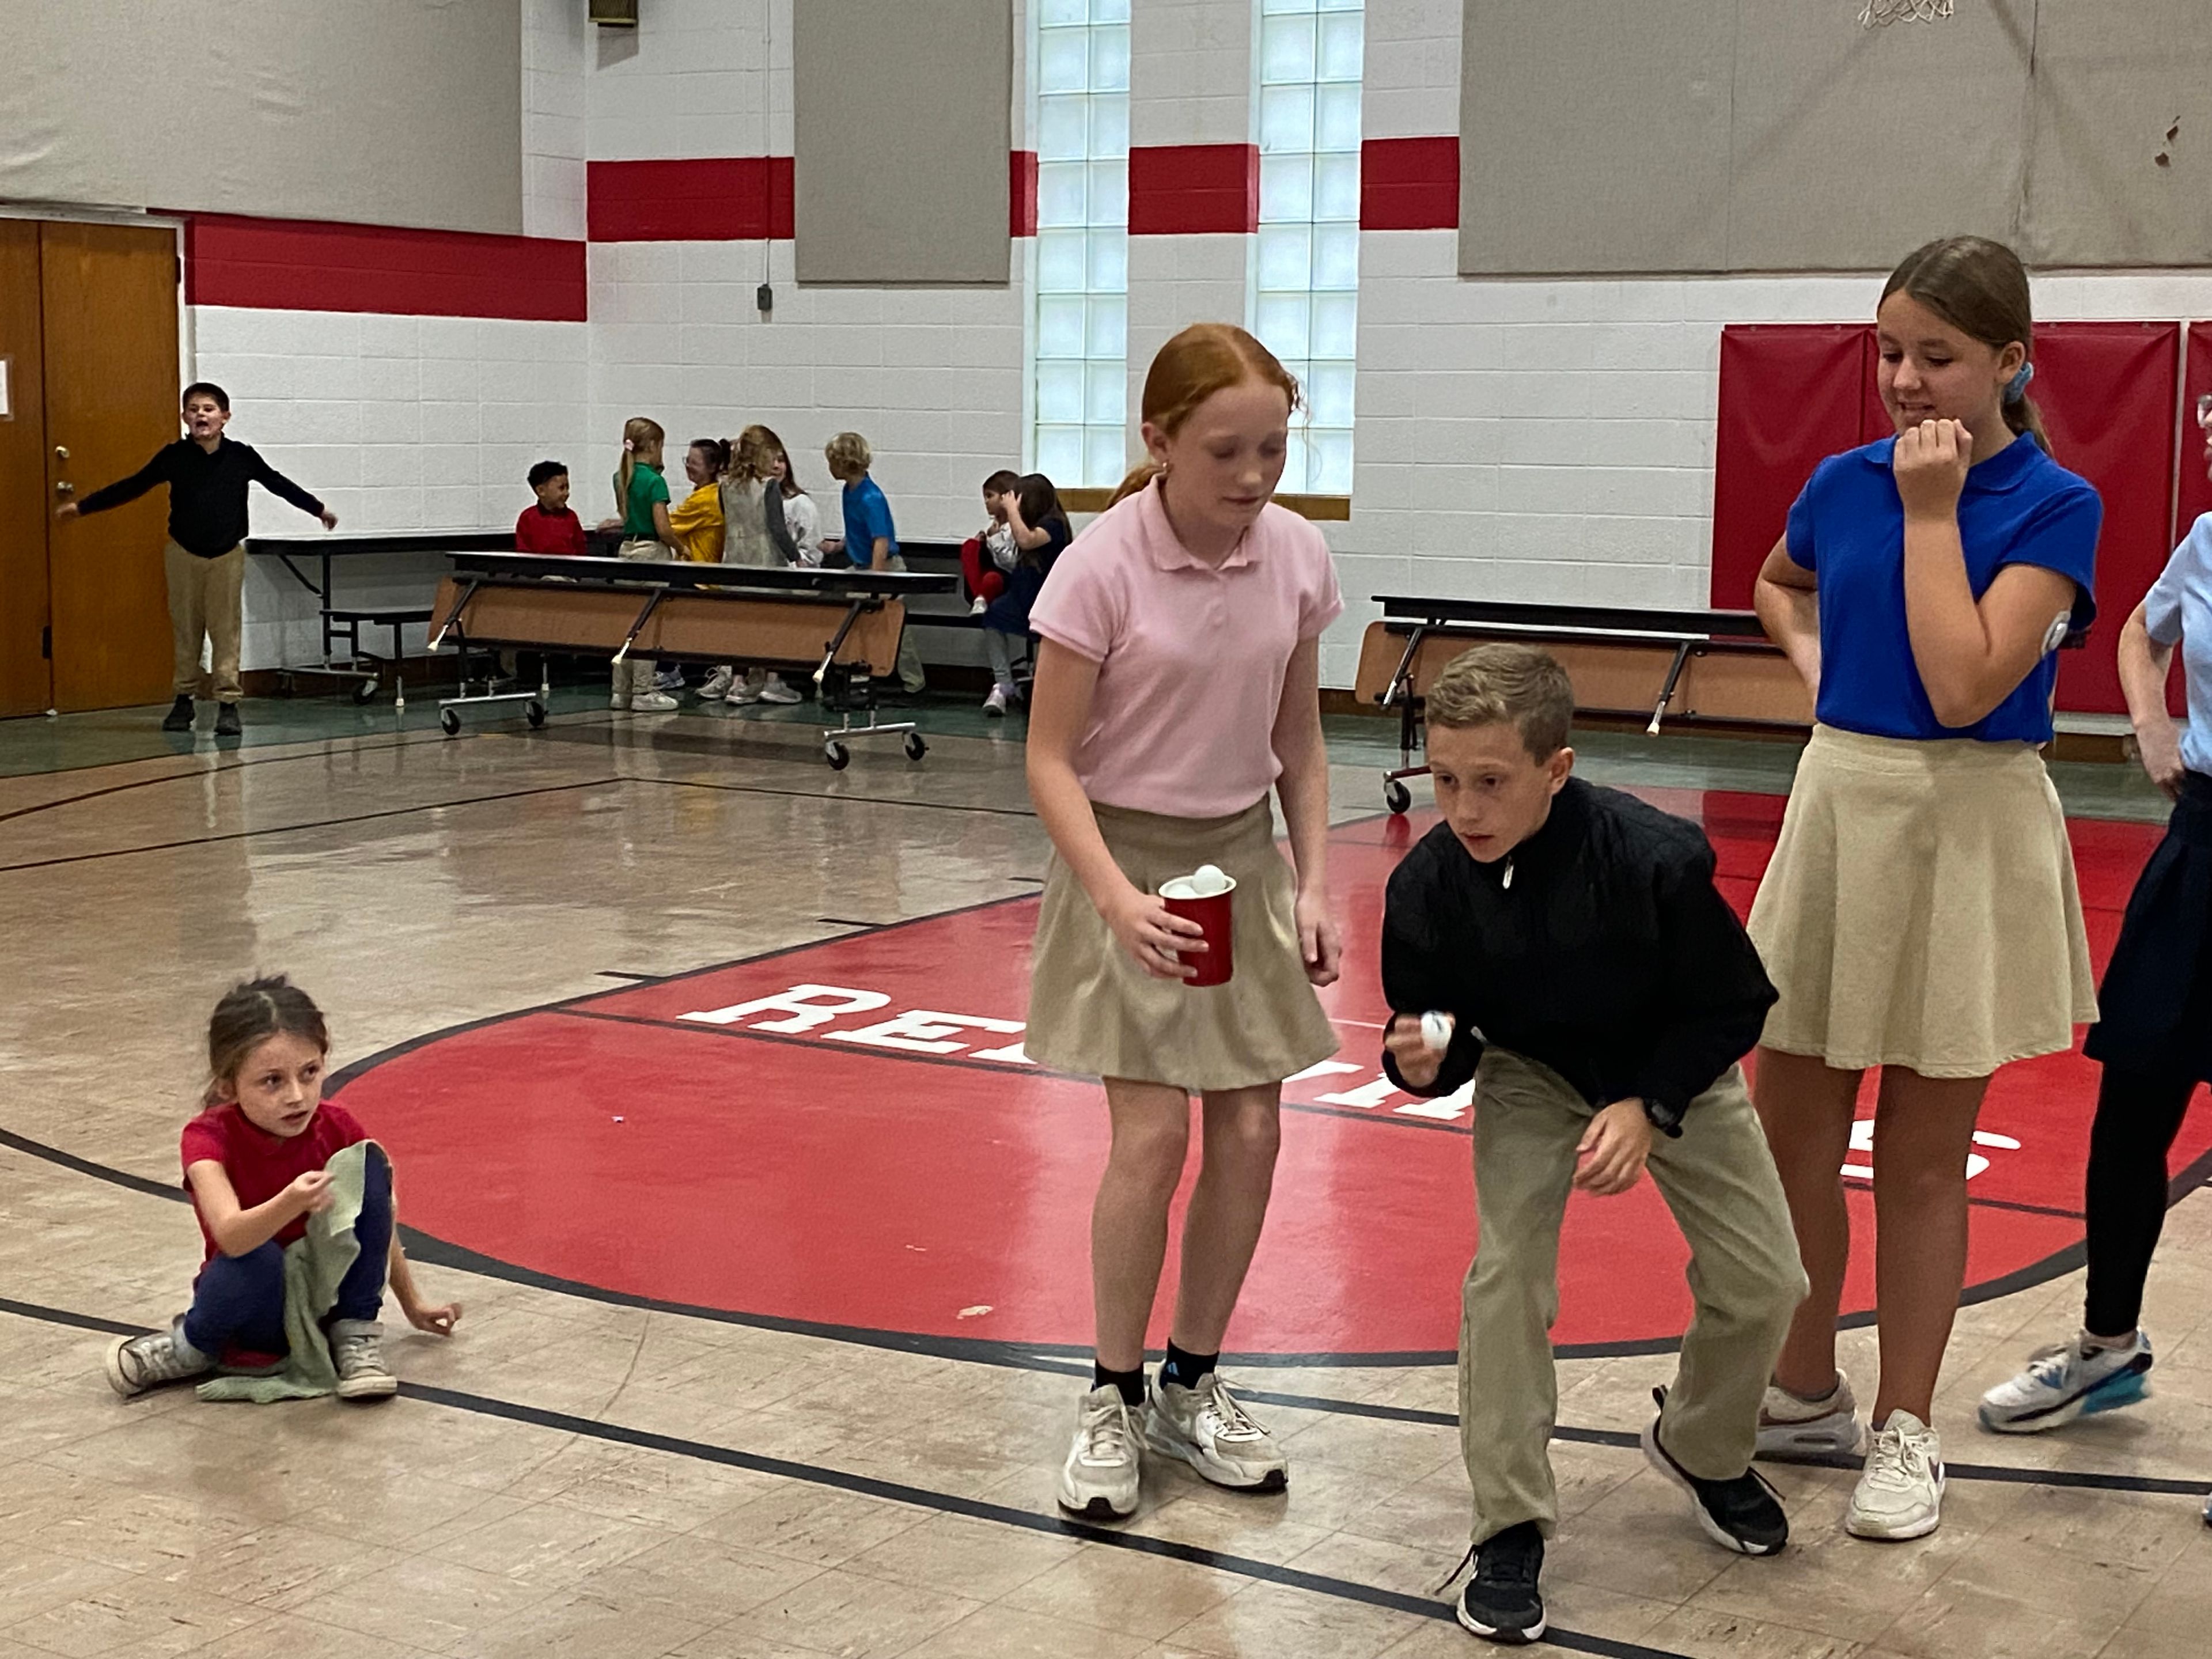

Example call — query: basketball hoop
[1859,0,1953,25]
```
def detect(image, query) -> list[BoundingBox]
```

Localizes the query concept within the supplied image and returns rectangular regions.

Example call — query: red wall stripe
[1360,136,1459,232]
[588,157,794,243]
[1129,143,1258,236]
[1010,150,1039,240]
[183,215,586,321]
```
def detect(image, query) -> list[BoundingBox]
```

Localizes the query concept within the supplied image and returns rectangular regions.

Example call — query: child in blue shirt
[822,431,925,694]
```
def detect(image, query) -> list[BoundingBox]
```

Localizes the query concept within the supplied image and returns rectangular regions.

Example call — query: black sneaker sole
[1641,1418,1787,1556]
[1056,1493,1135,1522]
[1456,1601,1544,1644]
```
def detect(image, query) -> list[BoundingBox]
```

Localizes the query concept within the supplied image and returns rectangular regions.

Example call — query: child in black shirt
[1381,644,1806,1646]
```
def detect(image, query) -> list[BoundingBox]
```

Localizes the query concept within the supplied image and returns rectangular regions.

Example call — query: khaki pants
[613,539,664,698]
[165,540,247,702]
[1458,1050,1806,1544]
[885,554,925,693]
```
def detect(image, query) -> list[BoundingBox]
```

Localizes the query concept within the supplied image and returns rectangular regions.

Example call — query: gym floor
[1,691,2205,1659]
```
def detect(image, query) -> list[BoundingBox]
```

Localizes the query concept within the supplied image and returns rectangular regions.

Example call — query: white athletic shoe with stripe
[1846,1410,1945,1540]
[1056,1384,1141,1520]
[1978,1330,2152,1433]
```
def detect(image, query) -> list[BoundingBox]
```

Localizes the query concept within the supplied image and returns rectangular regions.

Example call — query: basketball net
[1859,0,1953,24]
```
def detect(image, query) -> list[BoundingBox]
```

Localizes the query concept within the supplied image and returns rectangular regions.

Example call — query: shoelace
[1198,1379,1263,1441]
[1862,1426,1934,1493]
[1432,1543,1476,1596]
[1080,1396,1135,1463]
[332,1333,380,1372]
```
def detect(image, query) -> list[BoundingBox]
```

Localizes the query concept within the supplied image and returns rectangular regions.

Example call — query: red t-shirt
[514,504,588,555]
[179,1100,368,1266]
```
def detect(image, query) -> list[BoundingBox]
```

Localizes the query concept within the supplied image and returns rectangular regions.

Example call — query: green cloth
[621,463,669,536]
[198,1139,381,1404]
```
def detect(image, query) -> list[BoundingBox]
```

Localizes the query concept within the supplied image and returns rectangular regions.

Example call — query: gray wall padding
[793,0,1013,286]
[0,1,523,235]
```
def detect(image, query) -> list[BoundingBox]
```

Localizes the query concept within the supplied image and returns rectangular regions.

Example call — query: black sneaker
[1455,1521,1544,1645]
[1642,1386,1789,1555]
[161,695,196,732]
[214,703,242,737]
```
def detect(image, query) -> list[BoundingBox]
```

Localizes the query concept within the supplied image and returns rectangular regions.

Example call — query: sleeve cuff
[1638,1090,1688,1138]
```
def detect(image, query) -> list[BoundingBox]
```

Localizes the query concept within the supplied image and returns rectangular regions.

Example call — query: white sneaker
[608,692,631,711]
[1756,1372,1865,1459]
[1846,1410,1944,1540]
[1056,1384,1141,1520]
[630,691,680,712]
[758,677,802,704]
[1145,1372,1289,1493]
[698,666,736,700]
[1979,1330,2152,1434]
[725,683,765,705]
[983,684,1009,717]
[969,596,988,615]
[104,1319,214,1398]
[329,1319,398,1401]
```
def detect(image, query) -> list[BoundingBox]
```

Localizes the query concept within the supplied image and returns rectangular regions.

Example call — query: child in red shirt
[514,460,589,555]
[103,976,460,1400]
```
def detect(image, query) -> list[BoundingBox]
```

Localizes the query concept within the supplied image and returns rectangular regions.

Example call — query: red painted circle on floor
[338,790,2203,1359]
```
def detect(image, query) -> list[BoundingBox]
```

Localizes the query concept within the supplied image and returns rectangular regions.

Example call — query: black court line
[816,916,887,930]
[0,1292,1683,1659]
[0,778,623,873]
[594,971,662,982]
[6,1126,2209,1503]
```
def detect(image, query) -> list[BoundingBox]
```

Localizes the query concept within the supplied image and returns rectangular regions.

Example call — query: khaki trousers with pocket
[164,540,247,702]
[1457,1050,1806,1544]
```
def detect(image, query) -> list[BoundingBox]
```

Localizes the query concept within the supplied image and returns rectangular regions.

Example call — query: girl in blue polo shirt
[1748,236,2101,1543]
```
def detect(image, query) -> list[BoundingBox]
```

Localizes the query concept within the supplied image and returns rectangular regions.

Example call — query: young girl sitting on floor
[104,976,460,1401]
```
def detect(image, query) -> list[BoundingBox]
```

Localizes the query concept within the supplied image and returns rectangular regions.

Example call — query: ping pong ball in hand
[1419,1012,1454,1053]
[1188,865,1231,897]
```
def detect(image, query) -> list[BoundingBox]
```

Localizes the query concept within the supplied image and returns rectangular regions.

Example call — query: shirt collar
[1877,428,2040,493]
[1138,476,1255,572]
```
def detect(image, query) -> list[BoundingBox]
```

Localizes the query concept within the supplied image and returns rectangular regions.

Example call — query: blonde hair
[824,431,872,479]
[1882,236,2050,455]
[613,416,665,516]
[1109,324,1302,507]
[1425,644,1575,760]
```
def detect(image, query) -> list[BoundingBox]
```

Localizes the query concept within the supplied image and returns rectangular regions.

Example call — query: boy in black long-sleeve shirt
[1381,645,1806,1647]
[59,382,334,735]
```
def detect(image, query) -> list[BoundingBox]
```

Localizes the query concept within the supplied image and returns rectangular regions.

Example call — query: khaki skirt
[1748,725,2097,1078]
[1025,800,1339,1092]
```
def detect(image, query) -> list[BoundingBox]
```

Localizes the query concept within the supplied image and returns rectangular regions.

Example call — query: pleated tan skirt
[1748,725,2097,1078]
[1025,799,1339,1092]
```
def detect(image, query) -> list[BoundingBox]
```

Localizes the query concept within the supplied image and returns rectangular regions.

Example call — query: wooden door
[0,222,51,717]
[41,222,180,712]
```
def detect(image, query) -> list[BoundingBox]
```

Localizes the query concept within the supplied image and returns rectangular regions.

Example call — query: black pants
[2084,1066,2207,1337]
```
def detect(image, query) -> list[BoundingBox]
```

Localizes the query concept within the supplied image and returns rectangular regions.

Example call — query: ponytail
[613,416,665,518]
[2004,390,2052,456]
[1108,459,1161,508]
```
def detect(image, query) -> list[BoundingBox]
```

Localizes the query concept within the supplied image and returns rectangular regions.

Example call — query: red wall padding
[1711,320,2183,715]
[184,215,587,321]
[1710,325,1874,610]
[2180,323,2212,535]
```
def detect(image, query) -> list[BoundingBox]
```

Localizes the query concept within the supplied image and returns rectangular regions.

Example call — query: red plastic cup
[1159,870,1236,987]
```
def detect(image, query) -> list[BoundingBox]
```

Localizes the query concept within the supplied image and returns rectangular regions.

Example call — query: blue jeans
[183,1146,392,1357]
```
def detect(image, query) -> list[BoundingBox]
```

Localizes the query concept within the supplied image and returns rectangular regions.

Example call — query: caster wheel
[1384,778,1412,815]
[525,700,547,729]
[825,740,851,771]
[352,678,379,704]
[903,732,927,761]
[440,709,461,736]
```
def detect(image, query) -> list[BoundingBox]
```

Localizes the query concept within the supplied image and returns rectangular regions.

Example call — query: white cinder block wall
[200,0,2212,683]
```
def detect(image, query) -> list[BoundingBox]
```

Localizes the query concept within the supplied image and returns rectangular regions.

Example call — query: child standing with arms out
[981,471,1072,717]
[1381,645,1805,1645]
[1025,324,1341,1522]
[610,418,680,713]
[963,469,1024,612]
[57,382,336,737]
[822,431,926,695]
[104,976,459,1400]
[1751,237,2100,1542]
[514,460,588,555]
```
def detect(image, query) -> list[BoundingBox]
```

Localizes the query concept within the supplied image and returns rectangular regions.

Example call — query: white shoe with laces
[757,676,802,704]
[1056,1384,1141,1520]
[1756,1372,1866,1459]
[1846,1410,1945,1540]
[969,596,988,615]
[1145,1372,1289,1493]
[630,691,680,712]
[698,666,736,700]
[329,1319,398,1400]
[1978,1330,2152,1433]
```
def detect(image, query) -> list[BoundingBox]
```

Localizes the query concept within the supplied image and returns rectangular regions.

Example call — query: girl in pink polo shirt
[1025,323,1343,1521]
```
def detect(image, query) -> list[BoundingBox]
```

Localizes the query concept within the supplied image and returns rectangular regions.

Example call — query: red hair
[1109,324,1302,506]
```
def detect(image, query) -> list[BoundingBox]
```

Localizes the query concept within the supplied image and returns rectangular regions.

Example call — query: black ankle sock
[1162,1340,1218,1391]
[1093,1362,1145,1407]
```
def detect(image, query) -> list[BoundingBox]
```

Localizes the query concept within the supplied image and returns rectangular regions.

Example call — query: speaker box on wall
[590,0,638,26]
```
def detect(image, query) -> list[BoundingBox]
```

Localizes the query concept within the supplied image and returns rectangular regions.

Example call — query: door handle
[54,445,69,463]
[54,480,75,498]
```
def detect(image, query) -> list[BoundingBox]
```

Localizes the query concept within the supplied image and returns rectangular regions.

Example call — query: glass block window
[1033,0,1131,488]
[1253,0,1362,496]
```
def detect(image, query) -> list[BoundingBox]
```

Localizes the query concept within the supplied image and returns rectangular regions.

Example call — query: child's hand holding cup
[1158,864,1236,987]
[1384,1010,1455,1090]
